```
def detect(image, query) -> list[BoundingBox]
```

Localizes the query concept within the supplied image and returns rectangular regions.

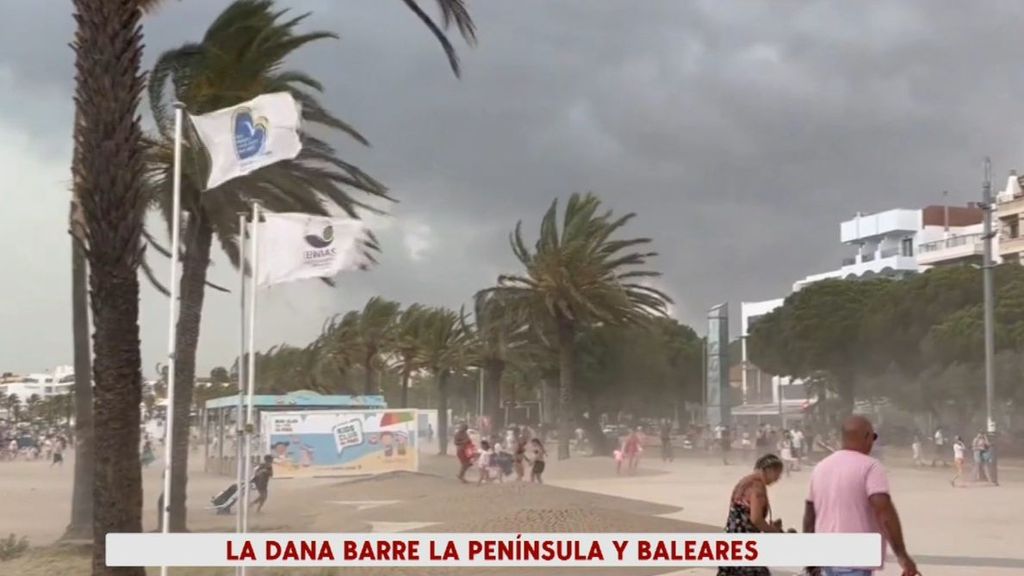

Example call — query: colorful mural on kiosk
[261,409,418,478]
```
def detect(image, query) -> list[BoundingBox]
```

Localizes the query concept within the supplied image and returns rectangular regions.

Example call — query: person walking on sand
[529,438,547,483]
[513,437,528,481]
[50,442,64,468]
[454,424,474,483]
[141,439,155,468]
[476,440,497,485]
[971,432,989,483]
[720,425,732,465]
[622,428,642,474]
[250,455,274,513]
[717,454,787,576]
[779,432,797,476]
[931,426,947,467]
[910,435,923,467]
[951,435,966,487]
[803,416,919,576]
[660,420,674,463]
[791,427,805,466]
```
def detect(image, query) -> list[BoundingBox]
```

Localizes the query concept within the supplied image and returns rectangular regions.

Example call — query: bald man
[802,416,919,576]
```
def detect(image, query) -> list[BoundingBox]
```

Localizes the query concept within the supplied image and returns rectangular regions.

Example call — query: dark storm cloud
[3,1,1024,372]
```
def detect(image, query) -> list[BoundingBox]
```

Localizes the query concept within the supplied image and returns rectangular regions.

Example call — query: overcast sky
[2,0,1024,377]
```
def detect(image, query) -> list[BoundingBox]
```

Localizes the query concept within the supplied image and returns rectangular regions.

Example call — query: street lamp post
[981,157,999,485]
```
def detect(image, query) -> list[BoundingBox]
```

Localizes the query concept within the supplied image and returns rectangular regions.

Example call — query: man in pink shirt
[802,416,919,576]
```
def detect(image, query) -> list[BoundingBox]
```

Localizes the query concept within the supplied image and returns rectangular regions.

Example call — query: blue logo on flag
[233,108,268,160]
[304,225,334,249]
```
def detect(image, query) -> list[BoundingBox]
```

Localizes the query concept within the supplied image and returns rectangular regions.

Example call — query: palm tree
[66,197,94,540]
[400,0,476,77]
[492,193,671,459]
[144,0,390,531]
[352,297,401,395]
[310,313,361,394]
[24,394,42,420]
[394,304,428,407]
[465,291,527,433]
[419,307,469,455]
[3,393,21,421]
[71,0,153,570]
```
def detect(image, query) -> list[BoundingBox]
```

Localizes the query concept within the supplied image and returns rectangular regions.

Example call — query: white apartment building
[0,365,75,403]
[737,203,985,420]
[996,171,1024,264]
[793,205,985,291]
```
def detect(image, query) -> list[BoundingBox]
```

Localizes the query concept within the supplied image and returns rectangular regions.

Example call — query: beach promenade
[1,444,1021,575]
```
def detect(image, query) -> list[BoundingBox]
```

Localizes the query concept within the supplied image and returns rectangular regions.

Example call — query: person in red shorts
[454,423,474,483]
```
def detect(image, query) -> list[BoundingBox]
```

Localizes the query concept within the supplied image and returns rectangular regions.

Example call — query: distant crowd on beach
[0,421,69,466]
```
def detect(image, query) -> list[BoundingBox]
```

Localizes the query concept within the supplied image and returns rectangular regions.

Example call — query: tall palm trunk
[484,359,504,432]
[436,369,450,455]
[169,215,215,531]
[65,199,95,540]
[541,374,558,434]
[72,0,147,572]
[400,366,412,408]
[579,407,610,456]
[556,320,575,460]
[364,349,376,395]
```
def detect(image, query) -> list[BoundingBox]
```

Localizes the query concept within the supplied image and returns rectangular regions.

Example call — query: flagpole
[159,102,185,576]
[241,201,261,534]
[235,213,247,551]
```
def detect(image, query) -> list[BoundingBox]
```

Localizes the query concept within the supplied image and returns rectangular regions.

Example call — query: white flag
[256,213,368,287]
[189,92,302,190]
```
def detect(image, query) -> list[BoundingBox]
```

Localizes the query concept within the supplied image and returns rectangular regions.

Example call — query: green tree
[493,193,671,459]
[351,297,401,395]
[465,291,528,432]
[25,394,42,420]
[209,366,230,384]
[145,0,390,531]
[574,317,702,454]
[399,0,476,76]
[394,304,429,408]
[419,307,469,455]
[3,394,21,421]
[748,278,887,415]
[309,314,360,395]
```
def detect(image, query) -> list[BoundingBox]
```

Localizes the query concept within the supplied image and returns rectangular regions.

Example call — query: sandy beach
[1,444,1022,576]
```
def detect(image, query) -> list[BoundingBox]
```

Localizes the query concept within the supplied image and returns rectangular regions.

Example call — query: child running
[951,435,966,487]
[529,438,546,484]
[514,438,528,481]
[476,440,496,485]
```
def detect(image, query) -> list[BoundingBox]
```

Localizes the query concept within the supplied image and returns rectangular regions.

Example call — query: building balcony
[997,194,1024,220]
[794,254,918,290]
[840,209,920,243]
[917,233,984,266]
[999,234,1024,257]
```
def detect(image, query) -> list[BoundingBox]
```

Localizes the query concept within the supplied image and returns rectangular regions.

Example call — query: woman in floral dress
[718,454,785,576]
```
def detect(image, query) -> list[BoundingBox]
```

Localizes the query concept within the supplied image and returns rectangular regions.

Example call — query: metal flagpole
[981,157,999,486]
[241,201,261,533]
[159,102,185,576]
[235,212,247,568]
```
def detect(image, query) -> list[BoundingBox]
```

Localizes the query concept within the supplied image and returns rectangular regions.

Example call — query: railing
[919,233,983,254]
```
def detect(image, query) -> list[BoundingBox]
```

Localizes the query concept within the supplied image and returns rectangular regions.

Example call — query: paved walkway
[3,444,1022,575]
[549,450,1024,576]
